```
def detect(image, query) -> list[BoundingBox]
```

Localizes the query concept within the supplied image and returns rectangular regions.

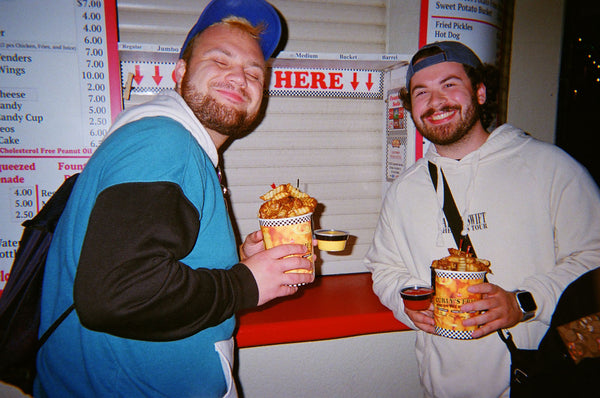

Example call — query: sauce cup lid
[314,229,349,241]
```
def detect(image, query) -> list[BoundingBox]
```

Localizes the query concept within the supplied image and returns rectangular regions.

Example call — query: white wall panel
[117,0,388,274]
[117,0,386,53]
[224,95,381,274]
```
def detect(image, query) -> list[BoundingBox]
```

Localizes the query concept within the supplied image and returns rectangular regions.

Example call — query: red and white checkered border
[258,213,313,227]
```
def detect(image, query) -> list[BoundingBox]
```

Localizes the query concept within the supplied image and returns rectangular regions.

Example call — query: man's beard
[181,76,257,139]
[413,93,480,146]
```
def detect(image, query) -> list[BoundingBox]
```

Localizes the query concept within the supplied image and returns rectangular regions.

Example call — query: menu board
[419,0,506,66]
[0,0,121,292]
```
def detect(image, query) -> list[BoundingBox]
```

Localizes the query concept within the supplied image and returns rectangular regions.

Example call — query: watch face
[517,291,537,312]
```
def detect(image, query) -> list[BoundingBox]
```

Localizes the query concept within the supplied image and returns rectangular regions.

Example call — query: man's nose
[428,89,447,108]
[225,64,247,87]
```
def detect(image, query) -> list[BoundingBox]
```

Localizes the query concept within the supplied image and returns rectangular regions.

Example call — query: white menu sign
[420,0,506,65]
[0,0,120,292]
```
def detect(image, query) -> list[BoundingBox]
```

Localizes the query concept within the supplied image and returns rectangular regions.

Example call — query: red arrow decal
[366,73,374,91]
[351,72,359,90]
[133,65,143,85]
[152,65,163,85]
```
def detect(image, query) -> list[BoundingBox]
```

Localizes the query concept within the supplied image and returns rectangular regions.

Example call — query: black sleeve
[73,181,258,341]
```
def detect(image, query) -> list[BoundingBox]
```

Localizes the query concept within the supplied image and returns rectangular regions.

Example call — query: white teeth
[431,111,454,121]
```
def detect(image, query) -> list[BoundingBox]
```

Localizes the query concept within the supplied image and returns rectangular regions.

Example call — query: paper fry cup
[258,213,314,274]
[433,268,487,340]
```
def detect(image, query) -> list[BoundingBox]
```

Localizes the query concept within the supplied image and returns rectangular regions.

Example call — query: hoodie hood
[423,124,532,168]
[107,91,220,167]
[422,123,532,240]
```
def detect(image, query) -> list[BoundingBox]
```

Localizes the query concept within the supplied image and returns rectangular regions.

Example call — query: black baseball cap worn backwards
[180,0,282,60]
[405,41,483,89]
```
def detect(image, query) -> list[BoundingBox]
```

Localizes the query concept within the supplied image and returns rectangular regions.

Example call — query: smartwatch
[513,290,537,322]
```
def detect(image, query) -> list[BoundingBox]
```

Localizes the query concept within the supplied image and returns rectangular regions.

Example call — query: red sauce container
[400,285,434,311]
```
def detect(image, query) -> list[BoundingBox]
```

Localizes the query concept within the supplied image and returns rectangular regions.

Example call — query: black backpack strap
[497,328,519,354]
[22,173,79,232]
[35,175,79,348]
[427,161,438,187]
[38,304,75,348]
[427,161,475,256]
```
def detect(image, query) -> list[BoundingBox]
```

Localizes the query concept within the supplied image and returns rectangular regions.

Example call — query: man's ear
[174,59,187,91]
[476,82,487,105]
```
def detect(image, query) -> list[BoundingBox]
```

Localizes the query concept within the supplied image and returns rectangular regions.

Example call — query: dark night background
[556,0,600,187]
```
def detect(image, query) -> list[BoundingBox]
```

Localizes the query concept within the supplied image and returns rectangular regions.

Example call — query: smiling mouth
[212,82,248,104]
[430,110,455,121]
[423,106,460,124]
[216,89,245,104]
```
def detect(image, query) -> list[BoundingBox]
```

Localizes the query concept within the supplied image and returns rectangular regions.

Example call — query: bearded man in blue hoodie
[35,1,314,397]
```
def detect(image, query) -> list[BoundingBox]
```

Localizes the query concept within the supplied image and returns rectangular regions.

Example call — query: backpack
[501,266,600,397]
[0,173,79,394]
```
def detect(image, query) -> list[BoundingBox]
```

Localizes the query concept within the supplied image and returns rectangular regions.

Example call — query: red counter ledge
[236,272,410,348]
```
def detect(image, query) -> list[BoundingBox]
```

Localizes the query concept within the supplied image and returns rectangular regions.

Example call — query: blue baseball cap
[405,41,483,89]
[179,0,282,60]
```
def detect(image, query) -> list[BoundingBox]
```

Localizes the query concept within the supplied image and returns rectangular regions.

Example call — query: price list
[77,0,117,149]
[0,0,120,290]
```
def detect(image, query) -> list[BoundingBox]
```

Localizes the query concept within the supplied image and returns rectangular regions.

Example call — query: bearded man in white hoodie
[365,41,600,398]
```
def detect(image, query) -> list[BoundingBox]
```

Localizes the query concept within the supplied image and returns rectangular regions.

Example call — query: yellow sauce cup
[314,229,349,252]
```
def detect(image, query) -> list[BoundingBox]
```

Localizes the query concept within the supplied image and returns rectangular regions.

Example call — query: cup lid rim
[314,229,349,240]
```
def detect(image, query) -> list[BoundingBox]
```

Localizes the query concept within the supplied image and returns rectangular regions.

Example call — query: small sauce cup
[400,285,434,311]
[314,229,349,251]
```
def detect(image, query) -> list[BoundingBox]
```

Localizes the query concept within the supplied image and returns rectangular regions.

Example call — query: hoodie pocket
[214,337,237,398]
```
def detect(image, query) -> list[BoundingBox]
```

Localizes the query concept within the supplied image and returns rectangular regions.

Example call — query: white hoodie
[365,124,600,398]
